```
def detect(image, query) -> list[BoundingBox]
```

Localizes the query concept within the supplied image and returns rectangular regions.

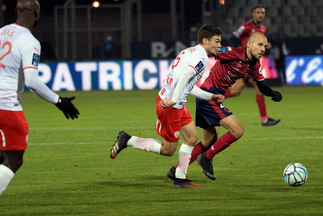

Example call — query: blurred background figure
[102,34,116,59]
[267,29,289,84]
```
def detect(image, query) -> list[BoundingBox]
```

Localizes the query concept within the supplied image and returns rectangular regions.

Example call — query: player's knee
[186,133,199,146]
[160,144,176,156]
[236,127,244,138]
[231,127,244,139]
[161,148,176,156]
[3,158,23,173]
[231,90,242,97]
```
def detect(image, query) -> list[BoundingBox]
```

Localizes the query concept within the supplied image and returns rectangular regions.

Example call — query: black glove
[55,96,80,119]
[271,91,282,102]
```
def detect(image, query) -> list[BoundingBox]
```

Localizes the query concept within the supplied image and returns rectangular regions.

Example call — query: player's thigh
[230,78,247,95]
[202,126,219,148]
[180,121,198,146]
[219,115,244,138]
[0,110,29,151]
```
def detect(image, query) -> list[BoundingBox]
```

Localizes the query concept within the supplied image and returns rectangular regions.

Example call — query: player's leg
[249,79,280,126]
[175,121,198,179]
[167,127,219,181]
[0,110,28,195]
[224,78,247,98]
[110,130,176,159]
[190,126,219,164]
[198,115,243,180]
[110,95,179,159]
[0,150,4,164]
[0,151,24,195]
[173,121,202,188]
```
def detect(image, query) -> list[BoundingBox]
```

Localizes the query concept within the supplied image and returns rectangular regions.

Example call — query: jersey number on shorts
[0,40,12,68]
[0,129,6,147]
[156,119,162,134]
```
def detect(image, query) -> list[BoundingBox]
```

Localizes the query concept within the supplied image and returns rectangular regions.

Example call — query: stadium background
[1,0,322,89]
[1,1,322,215]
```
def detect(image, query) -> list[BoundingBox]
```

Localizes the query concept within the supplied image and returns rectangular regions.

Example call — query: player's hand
[271,91,282,102]
[160,98,176,109]
[211,94,225,103]
[55,96,80,119]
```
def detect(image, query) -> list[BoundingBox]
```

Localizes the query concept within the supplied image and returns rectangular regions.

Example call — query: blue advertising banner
[35,57,280,92]
[38,60,173,91]
[286,55,323,86]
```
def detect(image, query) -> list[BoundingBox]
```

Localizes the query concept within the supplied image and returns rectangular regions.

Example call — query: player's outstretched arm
[55,97,80,119]
[256,80,282,102]
[190,86,224,103]
[24,68,80,119]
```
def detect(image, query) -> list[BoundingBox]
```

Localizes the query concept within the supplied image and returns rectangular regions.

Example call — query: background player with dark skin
[227,5,280,127]
[0,0,79,195]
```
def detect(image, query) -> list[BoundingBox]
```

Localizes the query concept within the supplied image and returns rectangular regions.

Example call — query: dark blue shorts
[195,88,233,128]
[243,76,250,83]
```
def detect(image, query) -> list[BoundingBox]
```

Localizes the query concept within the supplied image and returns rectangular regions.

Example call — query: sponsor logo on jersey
[32,53,40,67]
[195,61,204,72]
[218,47,228,53]
[236,26,245,36]
[174,131,180,138]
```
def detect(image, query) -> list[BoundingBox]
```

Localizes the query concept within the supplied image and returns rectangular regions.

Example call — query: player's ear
[34,7,40,20]
[202,37,209,45]
[246,41,251,49]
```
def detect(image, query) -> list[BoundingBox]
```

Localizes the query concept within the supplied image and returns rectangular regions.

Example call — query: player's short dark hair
[197,24,222,44]
[252,4,266,12]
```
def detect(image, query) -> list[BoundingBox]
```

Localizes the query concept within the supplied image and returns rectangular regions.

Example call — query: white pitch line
[244,136,323,140]
[28,136,323,146]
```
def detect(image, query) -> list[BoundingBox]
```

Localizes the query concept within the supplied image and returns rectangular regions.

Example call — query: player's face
[205,35,222,55]
[248,35,267,60]
[252,8,265,24]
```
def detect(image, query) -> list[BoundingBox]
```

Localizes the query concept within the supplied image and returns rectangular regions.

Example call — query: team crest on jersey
[32,53,40,66]
[195,61,204,72]
[218,47,229,53]
[236,26,245,36]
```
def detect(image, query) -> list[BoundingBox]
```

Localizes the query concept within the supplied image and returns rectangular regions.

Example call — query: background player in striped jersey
[227,5,280,127]
[0,0,79,195]
[167,32,282,181]
[110,24,224,188]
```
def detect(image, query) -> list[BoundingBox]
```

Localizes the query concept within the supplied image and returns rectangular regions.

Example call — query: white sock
[127,136,161,154]
[175,144,193,179]
[0,165,14,195]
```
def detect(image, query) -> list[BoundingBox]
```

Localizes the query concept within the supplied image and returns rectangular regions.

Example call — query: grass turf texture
[0,86,322,216]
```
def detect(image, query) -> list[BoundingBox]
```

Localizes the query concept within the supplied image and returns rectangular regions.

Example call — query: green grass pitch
[0,86,322,215]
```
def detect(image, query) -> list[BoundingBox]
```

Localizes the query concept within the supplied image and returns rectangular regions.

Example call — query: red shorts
[155,95,193,142]
[0,110,29,151]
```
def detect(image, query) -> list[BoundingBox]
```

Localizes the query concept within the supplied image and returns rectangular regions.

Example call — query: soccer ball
[283,162,308,187]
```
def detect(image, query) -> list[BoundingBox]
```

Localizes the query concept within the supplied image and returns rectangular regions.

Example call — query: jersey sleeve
[233,24,247,39]
[249,61,265,81]
[19,34,41,71]
[217,46,237,61]
[187,51,207,74]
